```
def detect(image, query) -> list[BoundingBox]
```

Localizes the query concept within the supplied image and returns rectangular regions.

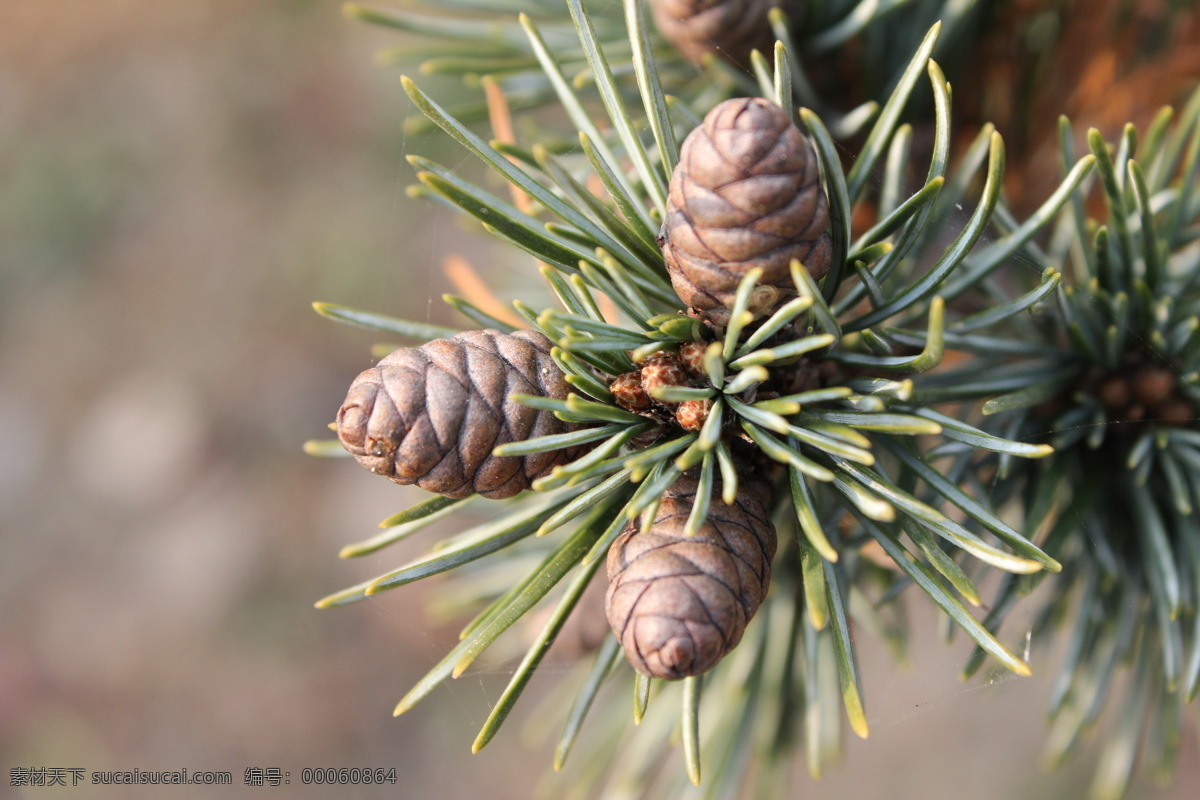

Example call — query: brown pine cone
[661,97,832,326]
[650,0,801,67]
[336,329,583,499]
[605,474,777,679]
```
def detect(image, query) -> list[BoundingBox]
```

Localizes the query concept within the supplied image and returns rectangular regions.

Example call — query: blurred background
[0,1,1196,798]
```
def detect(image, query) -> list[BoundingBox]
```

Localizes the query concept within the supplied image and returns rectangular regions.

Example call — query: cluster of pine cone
[1087,356,1196,430]
[335,94,830,679]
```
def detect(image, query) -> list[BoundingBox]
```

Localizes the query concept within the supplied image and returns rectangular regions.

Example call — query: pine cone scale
[457,401,504,487]
[668,551,748,617]
[672,178,756,228]
[715,174,808,217]
[678,575,740,641]
[373,355,435,475]
[423,365,475,466]
[682,224,806,266]
[709,128,791,174]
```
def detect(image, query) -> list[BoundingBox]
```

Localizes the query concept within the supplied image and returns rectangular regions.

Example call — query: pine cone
[336,329,583,499]
[605,474,777,679]
[661,97,832,326]
[650,0,801,67]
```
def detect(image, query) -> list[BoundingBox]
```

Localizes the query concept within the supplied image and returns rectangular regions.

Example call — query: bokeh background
[1,1,1196,798]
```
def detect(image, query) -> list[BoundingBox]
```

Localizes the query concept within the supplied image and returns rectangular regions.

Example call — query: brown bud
[661,97,832,325]
[641,352,689,404]
[336,329,583,499]
[611,371,653,413]
[605,475,776,679]
[1131,365,1176,407]
[676,398,712,431]
[1156,399,1194,426]
[679,340,709,378]
[650,0,802,67]
[1096,375,1131,411]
